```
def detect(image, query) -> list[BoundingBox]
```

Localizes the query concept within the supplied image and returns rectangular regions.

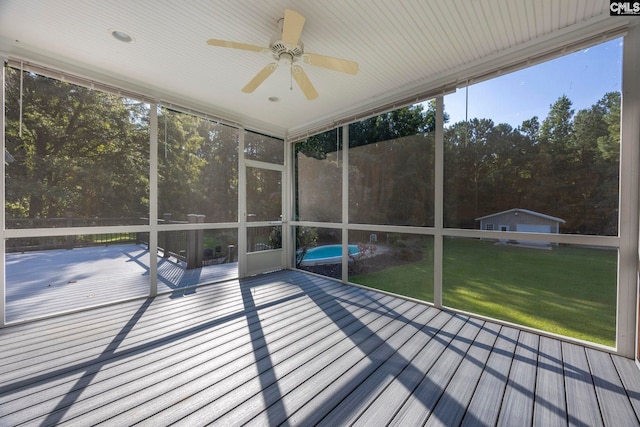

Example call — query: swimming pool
[299,244,360,266]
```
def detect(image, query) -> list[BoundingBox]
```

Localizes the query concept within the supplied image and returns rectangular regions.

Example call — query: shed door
[516,224,552,233]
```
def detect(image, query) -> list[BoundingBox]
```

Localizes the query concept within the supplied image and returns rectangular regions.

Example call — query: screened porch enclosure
[2,2,640,426]
[2,25,639,355]
[1,0,640,385]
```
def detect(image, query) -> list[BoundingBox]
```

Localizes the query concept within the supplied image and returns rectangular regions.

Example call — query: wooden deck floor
[1,270,639,426]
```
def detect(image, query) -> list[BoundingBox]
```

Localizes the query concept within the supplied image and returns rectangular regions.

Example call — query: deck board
[612,356,640,421]
[533,336,567,426]
[497,331,539,426]
[424,321,501,427]
[562,342,604,427]
[462,326,519,426]
[320,310,461,426]
[389,316,482,426]
[587,347,640,426]
[2,269,640,427]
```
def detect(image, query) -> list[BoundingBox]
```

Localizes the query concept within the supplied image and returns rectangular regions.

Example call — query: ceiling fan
[206,9,359,100]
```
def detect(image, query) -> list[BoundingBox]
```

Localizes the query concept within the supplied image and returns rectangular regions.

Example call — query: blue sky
[442,38,623,128]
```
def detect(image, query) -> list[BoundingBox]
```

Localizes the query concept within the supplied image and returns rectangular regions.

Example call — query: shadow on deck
[0,270,639,426]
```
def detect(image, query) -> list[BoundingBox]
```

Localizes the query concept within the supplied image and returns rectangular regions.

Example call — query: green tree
[158,109,239,222]
[444,118,496,227]
[5,68,149,224]
[571,92,620,234]
[537,95,575,223]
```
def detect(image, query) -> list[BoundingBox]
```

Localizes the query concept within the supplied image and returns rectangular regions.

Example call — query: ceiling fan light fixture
[279,52,294,65]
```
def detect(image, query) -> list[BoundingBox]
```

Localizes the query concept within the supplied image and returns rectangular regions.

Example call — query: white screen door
[243,164,284,276]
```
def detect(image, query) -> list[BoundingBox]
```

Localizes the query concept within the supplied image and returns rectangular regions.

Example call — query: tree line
[4,68,239,226]
[5,67,620,235]
[445,92,619,234]
[297,93,620,235]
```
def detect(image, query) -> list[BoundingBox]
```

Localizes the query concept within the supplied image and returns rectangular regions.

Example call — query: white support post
[0,62,6,326]
[342,126,349,284]
[434,96,444,308]
[149,104,158,297]
[238,129,247,278]
[618,26,640,359]
[283,140,293,269]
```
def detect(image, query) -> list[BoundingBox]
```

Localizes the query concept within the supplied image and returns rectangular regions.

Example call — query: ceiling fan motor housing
[270,35,304,62]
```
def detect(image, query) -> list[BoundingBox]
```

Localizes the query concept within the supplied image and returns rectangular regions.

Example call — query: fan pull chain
[290,63,293,90]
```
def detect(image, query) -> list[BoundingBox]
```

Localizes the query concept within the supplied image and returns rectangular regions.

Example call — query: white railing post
[238,129,247,278]
[434,96,444,308]
[342,126,350,284]
[149,103,158,297]
[0,61,6,326]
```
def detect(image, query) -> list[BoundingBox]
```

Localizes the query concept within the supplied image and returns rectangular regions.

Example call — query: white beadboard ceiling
[0,0,633,139]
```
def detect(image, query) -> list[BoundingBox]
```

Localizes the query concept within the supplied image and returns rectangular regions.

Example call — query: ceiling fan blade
[303,53,359,75]
[292,65,319,100]
[206,39,266,53]
[282,9,305,46]
[242,63,278,93]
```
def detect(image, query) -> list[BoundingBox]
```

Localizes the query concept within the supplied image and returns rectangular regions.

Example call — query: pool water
[299,244,360,265]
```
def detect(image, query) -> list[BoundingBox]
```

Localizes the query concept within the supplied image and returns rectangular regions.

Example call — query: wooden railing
[6,213,235,270]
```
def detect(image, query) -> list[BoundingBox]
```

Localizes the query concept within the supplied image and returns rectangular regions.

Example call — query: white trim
[4,222,240,236]
[444,228,619,247]
[291,220,345,229]
[4,225,151,238]
[244,159,285,172]
[238,129,247,278]
[434,96,444,308]
[149,104,158,296]
[618,25,640,359]
[0,63,5,326]
[342,125,349,284]
[290,221,620,248]
[156,222,239,231]
[283,140,293,269]
[245,217,282,229]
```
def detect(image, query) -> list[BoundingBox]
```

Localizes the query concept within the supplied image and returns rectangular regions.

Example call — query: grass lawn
[350,238,617,347]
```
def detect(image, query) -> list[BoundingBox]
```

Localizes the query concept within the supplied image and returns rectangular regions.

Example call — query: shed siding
[479,210,563,245]
[480,212,561,233]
